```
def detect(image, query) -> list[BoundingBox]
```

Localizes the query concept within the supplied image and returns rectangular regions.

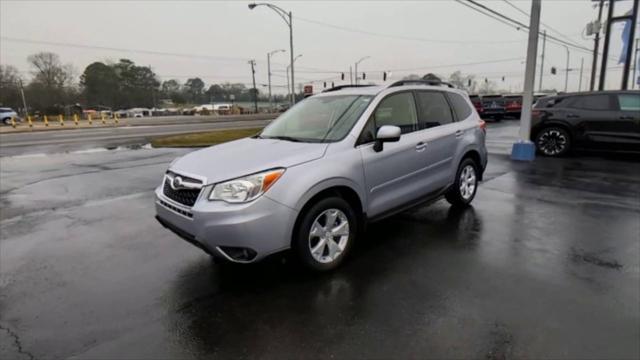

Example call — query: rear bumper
[154,186,298,262]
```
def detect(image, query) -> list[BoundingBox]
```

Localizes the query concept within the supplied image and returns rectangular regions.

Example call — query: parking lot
[1,121,639,359]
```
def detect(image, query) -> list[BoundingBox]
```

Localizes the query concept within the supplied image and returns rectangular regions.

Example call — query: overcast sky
[1,0,637,93]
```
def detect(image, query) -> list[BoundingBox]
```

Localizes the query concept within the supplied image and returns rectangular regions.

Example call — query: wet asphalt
[0,122,639,359]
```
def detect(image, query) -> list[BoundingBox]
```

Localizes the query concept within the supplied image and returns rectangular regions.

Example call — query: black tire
[535,126,571,157]
[294,196,357,272]
[445,158,479,207]
[2,118,11,125]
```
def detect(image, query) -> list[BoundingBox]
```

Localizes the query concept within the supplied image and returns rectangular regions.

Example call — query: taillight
[479,119,486,131]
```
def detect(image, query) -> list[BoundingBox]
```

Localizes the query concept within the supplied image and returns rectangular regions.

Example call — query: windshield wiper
[263,135,302,142]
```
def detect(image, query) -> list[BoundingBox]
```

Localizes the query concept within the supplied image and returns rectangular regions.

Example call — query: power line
[501,0,589,46]
[1,36,250,63]
[459,0,593,54]
[296,16,528,45]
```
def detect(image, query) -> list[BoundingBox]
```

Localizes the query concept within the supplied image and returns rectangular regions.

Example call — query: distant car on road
[531,90,640,156]
[0,107,20,125]
[155,80,487,271]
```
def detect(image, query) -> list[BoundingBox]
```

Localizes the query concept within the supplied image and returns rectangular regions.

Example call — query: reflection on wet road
[0,123,638,359]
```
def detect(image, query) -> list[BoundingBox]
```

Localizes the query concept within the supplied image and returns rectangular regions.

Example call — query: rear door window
[568,95,612,110]
[617,94,640,111]
[447,93,473,120]
[415,91,455,129]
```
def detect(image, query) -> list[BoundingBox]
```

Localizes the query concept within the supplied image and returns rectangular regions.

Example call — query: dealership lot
[0,122,638,359]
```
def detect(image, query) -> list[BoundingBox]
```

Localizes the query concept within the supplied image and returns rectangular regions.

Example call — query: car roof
[314,84,467,97]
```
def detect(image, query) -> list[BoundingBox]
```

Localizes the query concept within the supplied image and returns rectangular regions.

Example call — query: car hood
[170,137,328,184]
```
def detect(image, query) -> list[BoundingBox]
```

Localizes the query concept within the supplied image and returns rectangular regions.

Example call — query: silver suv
[155,81,487,271]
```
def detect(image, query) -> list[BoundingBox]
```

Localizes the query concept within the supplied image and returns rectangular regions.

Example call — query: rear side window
[447,93,473,119]
[617,94,640,111]
[415,91,454,129]
[568,95,612,110]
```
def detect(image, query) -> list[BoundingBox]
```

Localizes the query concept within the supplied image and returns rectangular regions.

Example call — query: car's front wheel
[445,158,479,207]
[294,197,356,271]
[535,127,571,157]
[2,117,12,125]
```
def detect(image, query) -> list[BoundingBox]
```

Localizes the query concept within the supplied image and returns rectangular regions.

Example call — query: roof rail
[388,80,455,89]
[322,84,375,93]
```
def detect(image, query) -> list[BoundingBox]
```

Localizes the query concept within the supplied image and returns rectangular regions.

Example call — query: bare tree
[28,52,74,88]
[0,65,23,109]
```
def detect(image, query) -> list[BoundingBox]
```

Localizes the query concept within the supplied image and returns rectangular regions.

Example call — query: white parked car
[1,107,20,125]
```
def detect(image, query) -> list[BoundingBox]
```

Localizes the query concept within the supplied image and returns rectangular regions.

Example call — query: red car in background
[504,95,523,118]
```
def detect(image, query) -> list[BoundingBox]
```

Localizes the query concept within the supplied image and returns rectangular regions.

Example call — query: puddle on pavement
[2,143,153,159]
[569,247,623,270]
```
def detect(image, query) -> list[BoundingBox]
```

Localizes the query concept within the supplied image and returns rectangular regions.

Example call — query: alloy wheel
[459,165,477,200]
[308,208,350,264]
[538,129,568,156]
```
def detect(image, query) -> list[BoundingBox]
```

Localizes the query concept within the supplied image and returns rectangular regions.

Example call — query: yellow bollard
[88,113,93,126]
[11,117,16,128]
[44,115,49,127]
[73,114,79,126]
[58,114,64,126]
[27,115,33,128]
[101,113,106,125]
[114,113,119,125]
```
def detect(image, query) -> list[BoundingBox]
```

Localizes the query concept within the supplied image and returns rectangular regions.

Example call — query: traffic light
[331,81,334,87]
[341,73,345,80]
[362,72,366,80]
[383,72,387,81]
[323,82,327,88]
[468,79,472,87]
[502,76,505,82]
[551,67,557,75]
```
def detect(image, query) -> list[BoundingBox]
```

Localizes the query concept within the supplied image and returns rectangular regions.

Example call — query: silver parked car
[155,80,487,271]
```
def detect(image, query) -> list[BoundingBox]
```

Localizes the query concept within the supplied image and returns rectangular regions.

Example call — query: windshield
[259,95,373,143]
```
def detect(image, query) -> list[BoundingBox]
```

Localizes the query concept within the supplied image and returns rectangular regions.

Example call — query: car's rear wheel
[294,197,356,271]
[535,127,571,157]
[445,158,479,207]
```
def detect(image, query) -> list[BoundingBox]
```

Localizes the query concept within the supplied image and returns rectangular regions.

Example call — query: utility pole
[599,0,615,90]
[579,57,585,91]
[621,0,639,89]
[248,60,258,113]
[539,30,546,92]
[590,0,604,91]
[633,39,640,89]
[564,45,570,92]
[18,79,28,117]
[511,0,541,162]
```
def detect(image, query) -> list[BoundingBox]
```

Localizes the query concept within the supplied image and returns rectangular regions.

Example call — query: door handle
[567,113,580,119]
[455,130,464,138]
[415,142,427,152]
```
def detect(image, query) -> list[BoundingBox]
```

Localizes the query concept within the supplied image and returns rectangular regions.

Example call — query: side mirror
[373,125,401,152]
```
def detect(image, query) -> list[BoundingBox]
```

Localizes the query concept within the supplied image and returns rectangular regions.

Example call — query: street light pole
[286,54,302,104]
[563,45,570,92]
[511,0,541,162]
[538,30,546,92]
[354,56,371,85]
[248,3,295,106]
[18,79,28,117]
[267,49,285,110]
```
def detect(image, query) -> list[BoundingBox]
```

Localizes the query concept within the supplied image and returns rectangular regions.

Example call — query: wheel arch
[291,181,366,248]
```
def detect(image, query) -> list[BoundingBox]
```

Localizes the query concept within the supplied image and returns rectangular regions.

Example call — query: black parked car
[479,95,505,120]
[531,90,640,156]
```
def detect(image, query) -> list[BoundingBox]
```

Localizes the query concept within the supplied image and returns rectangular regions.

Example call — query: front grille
[163,179,201,207]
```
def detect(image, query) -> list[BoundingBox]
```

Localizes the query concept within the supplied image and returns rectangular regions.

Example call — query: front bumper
[155,186,298,262]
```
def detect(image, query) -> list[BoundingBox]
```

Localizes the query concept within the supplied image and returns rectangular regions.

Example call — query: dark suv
[531,91,640,156]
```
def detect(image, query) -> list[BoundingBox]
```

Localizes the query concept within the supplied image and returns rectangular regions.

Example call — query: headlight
[209,168,285,203]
